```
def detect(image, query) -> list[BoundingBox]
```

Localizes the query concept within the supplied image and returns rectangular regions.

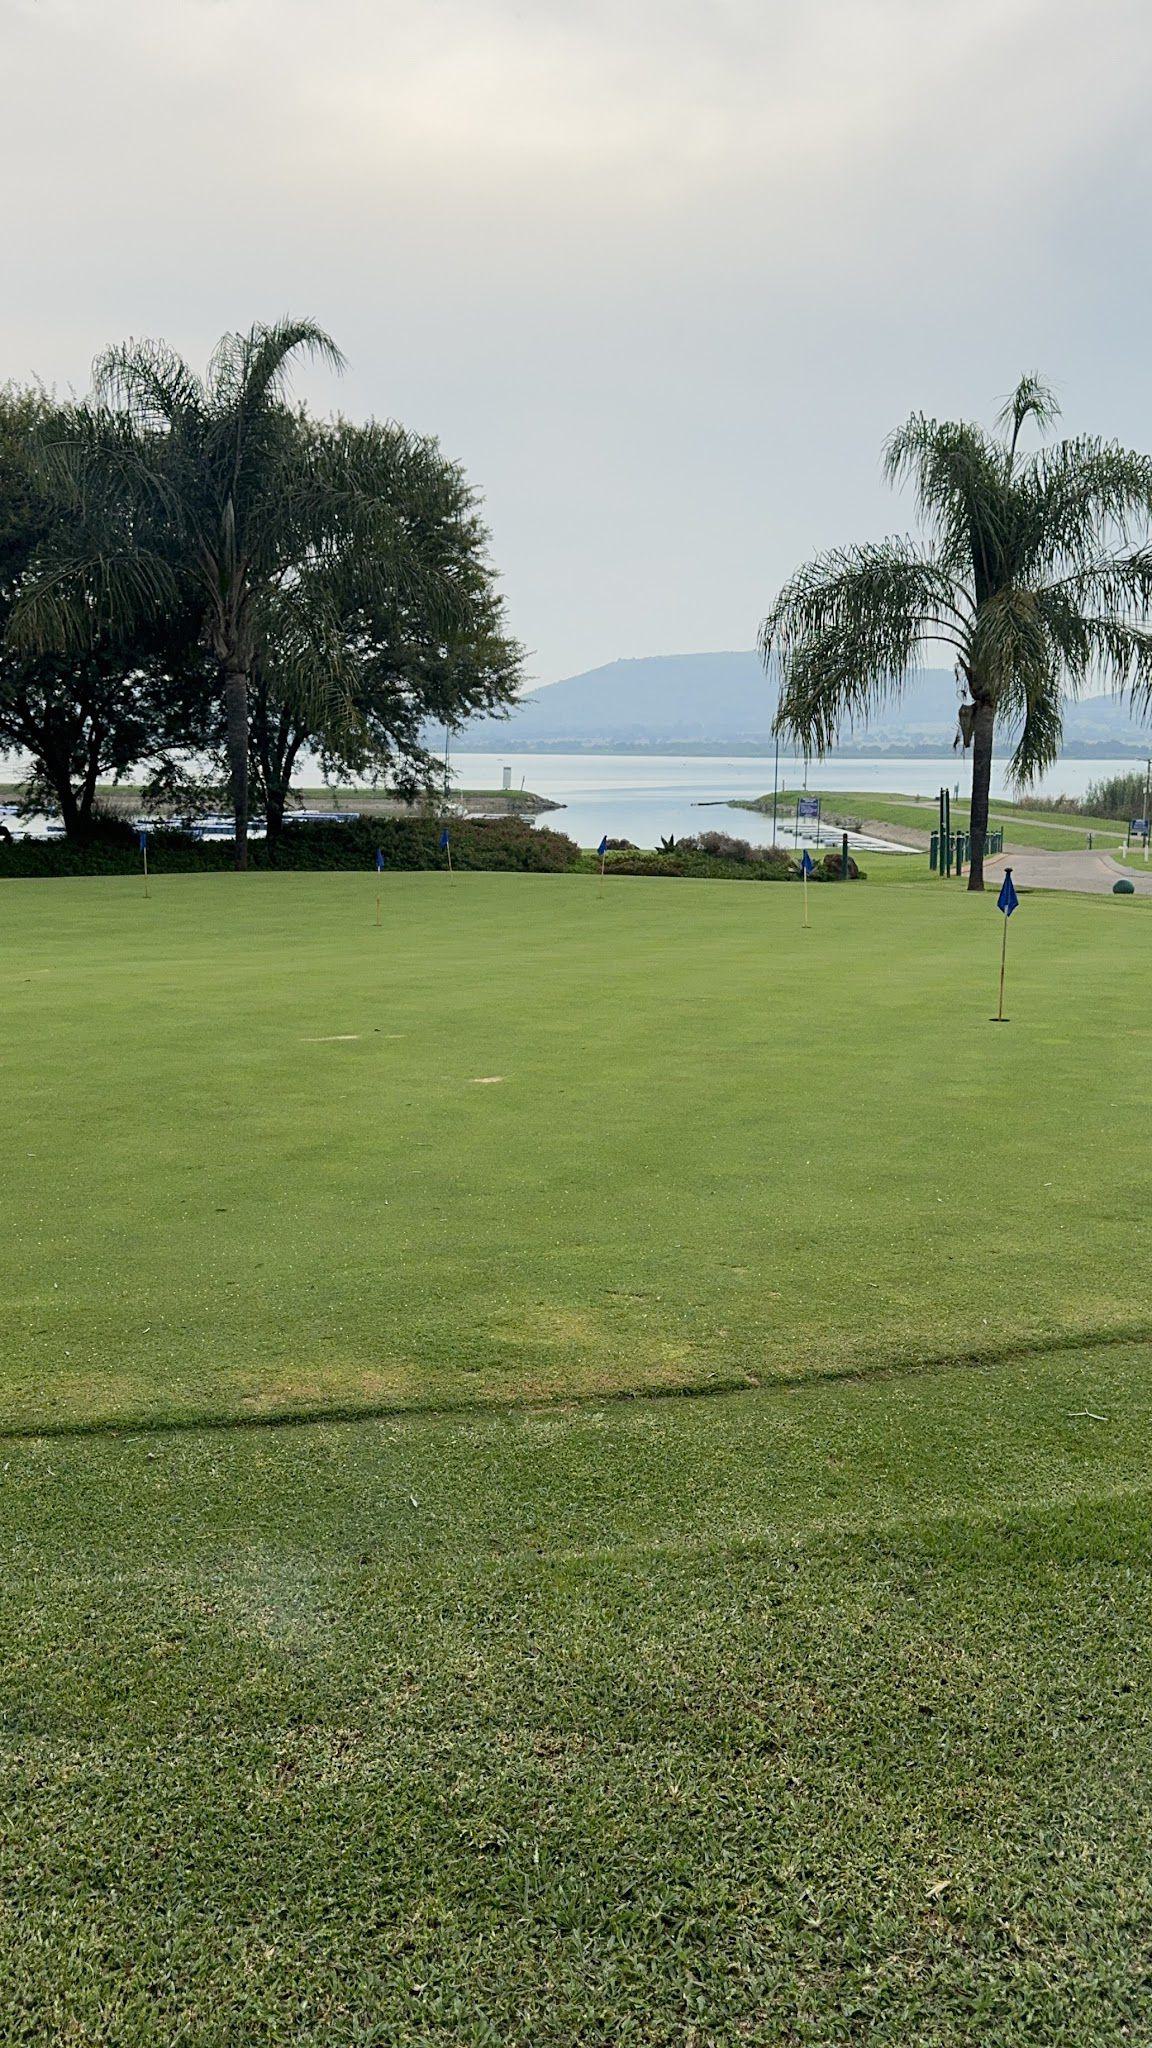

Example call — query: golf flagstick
[440,826,453,877]
[139,827,149,899]
[800,846,813,927]
[597,833,608,891]
[375,847,383,925]
[992,866,1018,1021]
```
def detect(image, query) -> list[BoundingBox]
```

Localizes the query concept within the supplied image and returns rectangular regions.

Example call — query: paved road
[986,849,1152,895]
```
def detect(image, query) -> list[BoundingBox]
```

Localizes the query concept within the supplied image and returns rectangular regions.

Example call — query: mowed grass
[6,871,1152,2041]
[5,868,1152,1431]
[3,1349,1152,2043]
[810,791,1128,853]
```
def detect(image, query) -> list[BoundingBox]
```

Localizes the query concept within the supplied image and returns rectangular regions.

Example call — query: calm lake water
[451,752,1139,850]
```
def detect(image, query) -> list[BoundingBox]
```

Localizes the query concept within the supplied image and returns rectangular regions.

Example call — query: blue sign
[1132,818,1149,836]
[797,796,820,820]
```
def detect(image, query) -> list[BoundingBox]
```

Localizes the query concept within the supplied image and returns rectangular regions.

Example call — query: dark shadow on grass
[2,1320,1151,1445]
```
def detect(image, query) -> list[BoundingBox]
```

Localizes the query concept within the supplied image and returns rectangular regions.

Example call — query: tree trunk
[967,699,995,892]
[265,781,286,847]
[78,730,103,837]
[56,777,82,840]
[257,705,304,857]
[223,668,250,871]
[38,737,83,839]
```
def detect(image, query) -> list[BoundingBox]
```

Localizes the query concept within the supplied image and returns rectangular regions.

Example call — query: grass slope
[822,793,1126,854]
[733,790,1130,853]
[5,869,1152,1431]
[3,1348,1151,2044]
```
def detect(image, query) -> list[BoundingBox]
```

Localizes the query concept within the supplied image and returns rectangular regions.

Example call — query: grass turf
[3,1348,1151,2043]
[4,869,1152,1432]
[817,793,1127,854]
[732,790,1130,852]
[6,870,1152,2041]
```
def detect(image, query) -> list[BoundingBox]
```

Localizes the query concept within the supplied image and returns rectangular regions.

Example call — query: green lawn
[5,1349,1152,2043]
[5,869,1152,2042]
[5,870,1151,1432]
[734,790,1131,853]
[820,792,1128,853]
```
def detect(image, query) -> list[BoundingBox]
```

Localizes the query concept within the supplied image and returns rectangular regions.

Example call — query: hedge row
[0,815,582,879]
[0,818,865,883]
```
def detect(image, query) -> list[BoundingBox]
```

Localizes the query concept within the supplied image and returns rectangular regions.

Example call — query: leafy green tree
[761,377,1152,887]
[12,320,480,866]
[247,418,521,843]
[0,388,206,836]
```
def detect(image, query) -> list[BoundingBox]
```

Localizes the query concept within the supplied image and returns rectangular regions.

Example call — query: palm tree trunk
[223,668,250,871]
[967,700,995,892]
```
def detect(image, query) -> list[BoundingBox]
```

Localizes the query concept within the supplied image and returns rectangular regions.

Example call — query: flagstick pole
[599,851,606,893]
[802,866,809,929]
[996,912,1008,1021]
[375,891,381,927]
[142,840,149,900]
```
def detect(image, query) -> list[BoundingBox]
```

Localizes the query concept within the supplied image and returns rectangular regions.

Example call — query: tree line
[0,319,521,863]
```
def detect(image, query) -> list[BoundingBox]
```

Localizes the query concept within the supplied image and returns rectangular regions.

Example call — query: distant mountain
[453,651,1152,756]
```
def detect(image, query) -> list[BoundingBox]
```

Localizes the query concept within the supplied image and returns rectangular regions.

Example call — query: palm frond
[210,318,345,413]
[93,339,205,433]
[996,373,1061,460]
[882,414,1008,580]
[7,543,182,654]
[763,539,971,755]
[1016,439,1152,577]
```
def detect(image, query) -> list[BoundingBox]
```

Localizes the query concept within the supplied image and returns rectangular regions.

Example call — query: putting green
[3,868,1150,1432]
[5,869,1152,2044]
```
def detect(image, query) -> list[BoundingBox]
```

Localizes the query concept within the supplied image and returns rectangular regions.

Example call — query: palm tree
[761,377,1152,888]
[12,319,457,867]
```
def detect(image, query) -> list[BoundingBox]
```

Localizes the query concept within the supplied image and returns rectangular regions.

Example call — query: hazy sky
[4,0,1151,684]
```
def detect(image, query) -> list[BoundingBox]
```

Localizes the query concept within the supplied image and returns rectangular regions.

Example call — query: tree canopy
[4,320,521,855]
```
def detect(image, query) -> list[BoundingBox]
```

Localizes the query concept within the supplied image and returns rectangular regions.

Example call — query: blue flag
[138,829,148,852]
[997,869,1018,917]
[439,828,450,851]
[375,847,384,872]
[800,849,814,876]
[597,834,608,857]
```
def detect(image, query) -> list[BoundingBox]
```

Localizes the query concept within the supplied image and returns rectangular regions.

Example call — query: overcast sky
[4,0,1151,684]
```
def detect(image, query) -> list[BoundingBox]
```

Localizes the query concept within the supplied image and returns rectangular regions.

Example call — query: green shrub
[593,848,796,882]
[0,814,582,880]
